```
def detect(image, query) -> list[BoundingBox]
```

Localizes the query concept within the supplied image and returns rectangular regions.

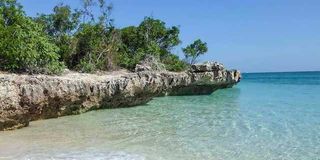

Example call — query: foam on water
[0,72,320,160]
[14,151,144,160]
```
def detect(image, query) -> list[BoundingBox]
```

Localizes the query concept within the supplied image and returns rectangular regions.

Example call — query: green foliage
[0,0,64,74]
[33,0,118,73]
[72,0,119,73]
[182,39,208,65]
[70,0,119,73]
[34,4,81,65]
[71,24,115,72]
[0,1,200,74]
[35,4,80,36]
[138,17,180,56]
[117,17,184,71]
[162,54,187,72]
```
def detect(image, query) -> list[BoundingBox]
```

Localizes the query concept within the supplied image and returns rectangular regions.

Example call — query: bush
[35,0,120,73]
[70,24,121,72]
[116,49,145,70]
[117,17,186,72]
[0,1,195,74]
[162,54,188,72]
[0,0,64,74]
[34,4,81,65]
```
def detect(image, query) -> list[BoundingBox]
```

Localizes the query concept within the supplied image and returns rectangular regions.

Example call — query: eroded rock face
[190,61,225,72]
[135,64,152,72]
[0,64,240,131]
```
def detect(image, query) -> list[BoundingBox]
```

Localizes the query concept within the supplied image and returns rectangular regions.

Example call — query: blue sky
[19,0,320,72]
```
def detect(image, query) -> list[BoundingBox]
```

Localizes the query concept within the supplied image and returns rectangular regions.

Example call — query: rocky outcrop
[0,62,240,131]
[190,61,225,72]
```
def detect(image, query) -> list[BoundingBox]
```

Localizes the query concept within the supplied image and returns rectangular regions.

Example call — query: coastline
[0,63,240,131]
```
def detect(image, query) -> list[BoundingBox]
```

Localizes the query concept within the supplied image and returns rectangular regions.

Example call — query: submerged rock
[0,63,240,131]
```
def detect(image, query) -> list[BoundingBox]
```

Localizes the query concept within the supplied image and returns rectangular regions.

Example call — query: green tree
[118,17,183,71]
[35,4,80,36]
[34,0,118,72]
[182,39,208,65]
[138,17,180,58]
[71,24,121,72]
[0,0,64,74]
[70,0,120,72]
[34,4,81,65]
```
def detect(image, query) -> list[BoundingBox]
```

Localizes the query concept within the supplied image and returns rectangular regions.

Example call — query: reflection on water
[1,72,320,160]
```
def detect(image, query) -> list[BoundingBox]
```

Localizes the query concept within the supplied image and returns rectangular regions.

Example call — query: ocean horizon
[244,70,320,74]
[1,0,319,159]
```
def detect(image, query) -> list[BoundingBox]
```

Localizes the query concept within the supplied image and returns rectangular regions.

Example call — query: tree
[0,1,191,74]
[0,0,64,74]
[80,0,113,25]
[81,0,95,23]
[138,17,180,58]
[71,24,121,72]
[34,4,81,65]
[182,39,208,65]
[118,17,183,70]
[69,0,120,72]
[35,4,80,36]
[33,0,118,72]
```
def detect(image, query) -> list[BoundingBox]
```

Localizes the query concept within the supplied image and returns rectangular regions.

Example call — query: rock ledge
[0,63,240,131]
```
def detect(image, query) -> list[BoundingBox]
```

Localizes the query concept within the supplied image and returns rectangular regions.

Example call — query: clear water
[1,72,320,160]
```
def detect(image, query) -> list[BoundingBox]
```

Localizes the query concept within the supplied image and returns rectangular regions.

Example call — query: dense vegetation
[0,0,208,74]
[0,0,64,74]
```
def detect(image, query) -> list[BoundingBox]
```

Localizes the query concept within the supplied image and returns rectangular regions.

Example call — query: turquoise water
[0,72,320,160]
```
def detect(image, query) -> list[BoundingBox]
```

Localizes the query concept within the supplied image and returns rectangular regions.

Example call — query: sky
[18,0,320,73]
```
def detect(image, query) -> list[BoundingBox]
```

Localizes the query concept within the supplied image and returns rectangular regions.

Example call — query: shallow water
[0,72,320,160]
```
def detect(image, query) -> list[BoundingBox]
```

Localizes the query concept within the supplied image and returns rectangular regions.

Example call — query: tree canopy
[182,39,208,65]
[0,0,64,74]
[118,17,183,70]
[0,0,209,74]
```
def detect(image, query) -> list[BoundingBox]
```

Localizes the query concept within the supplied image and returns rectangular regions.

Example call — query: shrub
[70,24,121,72]
[118,17,185,72]
[0,0,64,74]
[45,0,119,73]
[1,1,196,74]
[162,54,187,72]
[34,4,81,66]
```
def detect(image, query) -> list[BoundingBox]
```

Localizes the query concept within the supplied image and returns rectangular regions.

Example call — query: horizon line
[243,70,320,74]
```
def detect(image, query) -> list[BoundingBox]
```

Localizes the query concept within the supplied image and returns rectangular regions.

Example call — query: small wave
[12,151,145,160]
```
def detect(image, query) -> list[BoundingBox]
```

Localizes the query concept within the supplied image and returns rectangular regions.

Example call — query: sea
[0,71,319,160]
